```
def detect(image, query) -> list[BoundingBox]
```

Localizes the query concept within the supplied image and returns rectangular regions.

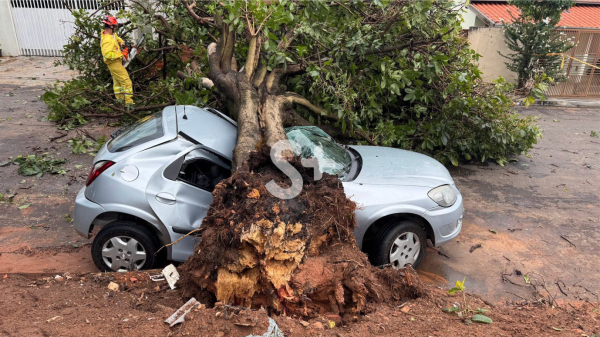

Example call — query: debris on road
[164,297,200,327]
[248,317,284,337]
[107,281,119,291]
[560,235,576,248]
[470,244,482,253]
[162,264,179,290]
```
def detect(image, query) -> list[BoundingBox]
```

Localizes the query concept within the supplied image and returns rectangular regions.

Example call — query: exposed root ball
[180,148,422,317]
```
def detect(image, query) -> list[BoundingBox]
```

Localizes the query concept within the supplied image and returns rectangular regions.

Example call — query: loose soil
[1,271,599,337]
[180,148,423,317]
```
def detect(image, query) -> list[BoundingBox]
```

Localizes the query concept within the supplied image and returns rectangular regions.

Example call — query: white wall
[0,0,20,56]
[468,27,517,83]
[455,0,488,30]
[460,6,481,30]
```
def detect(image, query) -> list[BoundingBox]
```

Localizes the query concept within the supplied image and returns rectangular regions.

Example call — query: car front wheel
[91,221,159,272]
[370,220,427,269]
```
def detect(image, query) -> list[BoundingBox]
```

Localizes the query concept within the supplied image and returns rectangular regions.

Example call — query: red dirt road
[1,272,599,337]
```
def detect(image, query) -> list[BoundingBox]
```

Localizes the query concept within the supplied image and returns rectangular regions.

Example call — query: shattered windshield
[285,126,351,178]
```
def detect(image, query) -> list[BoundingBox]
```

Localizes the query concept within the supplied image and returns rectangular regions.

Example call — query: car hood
[350,146,453,188]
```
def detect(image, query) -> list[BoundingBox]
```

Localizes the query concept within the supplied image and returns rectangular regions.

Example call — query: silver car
[74,106,463,272]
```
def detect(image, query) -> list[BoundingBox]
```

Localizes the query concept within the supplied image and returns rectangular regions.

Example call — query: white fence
[9,0,122,56]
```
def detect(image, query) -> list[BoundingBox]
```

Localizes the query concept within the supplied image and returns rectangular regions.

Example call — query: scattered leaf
[0,160,10,167]
[471,314,493,324]
[523,274,530,284]
[18,203,31,209]
[551,327,562,331]
[489,229,497,234]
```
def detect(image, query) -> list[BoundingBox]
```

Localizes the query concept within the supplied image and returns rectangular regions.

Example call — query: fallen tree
[45,0,541,166]
[43,0,541,316]
[173,1,429,315]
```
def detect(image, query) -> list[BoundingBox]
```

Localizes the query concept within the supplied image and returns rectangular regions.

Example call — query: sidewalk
[0,56,77,87]
[535,97,600,108]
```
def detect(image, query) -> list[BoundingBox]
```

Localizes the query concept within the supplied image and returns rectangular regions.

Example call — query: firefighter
[101,15,134,106]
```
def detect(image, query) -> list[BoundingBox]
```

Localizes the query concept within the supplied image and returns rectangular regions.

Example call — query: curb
[528,99,600,108]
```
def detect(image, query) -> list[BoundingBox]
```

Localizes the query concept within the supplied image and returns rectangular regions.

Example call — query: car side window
[178,159,230,192]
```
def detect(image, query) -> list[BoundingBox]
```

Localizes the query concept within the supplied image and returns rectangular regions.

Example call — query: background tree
[501,0,574,94]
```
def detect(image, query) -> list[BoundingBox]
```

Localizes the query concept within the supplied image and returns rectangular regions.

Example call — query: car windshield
[285,126,352,178]
[107,112,164,152]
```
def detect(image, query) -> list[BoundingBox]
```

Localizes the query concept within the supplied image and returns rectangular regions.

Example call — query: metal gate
[9,0,121,57]
[546,29,600,97]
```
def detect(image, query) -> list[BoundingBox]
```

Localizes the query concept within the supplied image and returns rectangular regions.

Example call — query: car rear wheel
[370,220,427,269]
[92,221,159,272]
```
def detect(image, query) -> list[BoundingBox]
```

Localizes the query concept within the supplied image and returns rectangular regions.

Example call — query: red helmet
[102,15,118,27]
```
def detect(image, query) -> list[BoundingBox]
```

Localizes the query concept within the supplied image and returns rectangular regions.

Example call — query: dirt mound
[180,148,423,317]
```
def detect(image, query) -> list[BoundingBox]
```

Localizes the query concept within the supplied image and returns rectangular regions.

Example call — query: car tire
[92,221,159,272]
[370,219,427,269]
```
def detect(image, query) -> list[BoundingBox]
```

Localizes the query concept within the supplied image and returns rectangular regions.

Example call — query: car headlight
[428,185,457,207]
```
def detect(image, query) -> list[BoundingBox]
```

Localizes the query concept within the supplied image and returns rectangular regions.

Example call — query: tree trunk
[179,20,420,319]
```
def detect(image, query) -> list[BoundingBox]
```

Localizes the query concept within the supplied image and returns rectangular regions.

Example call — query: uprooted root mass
[180,148,424,317]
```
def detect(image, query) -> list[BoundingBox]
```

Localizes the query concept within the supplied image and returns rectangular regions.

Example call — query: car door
[145,145,231,261]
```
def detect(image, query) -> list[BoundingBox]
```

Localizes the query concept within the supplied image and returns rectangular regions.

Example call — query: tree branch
[219,25,235,73]
[181,0,216,27]
[284,93,375,145]
[244,36,260,81]
[130,0,172,32]
[176,71,215,89]
[252,61,267,87]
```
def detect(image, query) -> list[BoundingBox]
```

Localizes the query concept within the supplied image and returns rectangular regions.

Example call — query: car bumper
[422,194,463,247]
[74,187,105,238]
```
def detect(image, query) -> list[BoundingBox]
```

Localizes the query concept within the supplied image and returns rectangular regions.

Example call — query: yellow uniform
[101,32,134,105]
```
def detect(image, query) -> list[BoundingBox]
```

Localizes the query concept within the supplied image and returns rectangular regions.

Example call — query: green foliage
[444,278,493,324]
[12,154,67,177]
[68,135,106,155]
[448,277,466,295]
[0,191,16,203]
[45,0,215,122]
[471,314,493,324]
[501,0,574,91]
[281,0,541,166]
[590,130,599,138]
[46,0,541,167]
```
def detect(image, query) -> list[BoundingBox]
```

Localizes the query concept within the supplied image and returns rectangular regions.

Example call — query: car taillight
[86,161,115,186]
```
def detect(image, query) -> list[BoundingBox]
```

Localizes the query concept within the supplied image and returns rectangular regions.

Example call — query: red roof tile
[471,3,600,29]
